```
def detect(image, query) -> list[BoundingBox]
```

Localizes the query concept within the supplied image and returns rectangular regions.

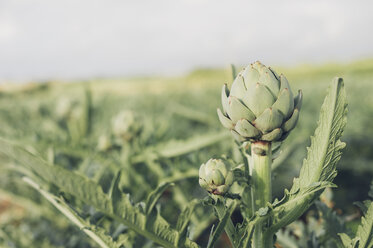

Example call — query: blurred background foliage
[0,59,372,247]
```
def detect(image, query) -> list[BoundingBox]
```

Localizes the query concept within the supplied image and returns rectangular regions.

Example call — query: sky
[0,0,373,82]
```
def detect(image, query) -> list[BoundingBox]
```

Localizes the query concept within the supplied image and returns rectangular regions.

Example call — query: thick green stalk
[250,141,273,248]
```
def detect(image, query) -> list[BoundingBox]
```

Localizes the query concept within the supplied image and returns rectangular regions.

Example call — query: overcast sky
[0,0,373,82]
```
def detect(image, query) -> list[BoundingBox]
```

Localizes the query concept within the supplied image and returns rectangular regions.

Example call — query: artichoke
[217,61,302,142]
[199,159,234,195]
[56,97,74,120]
[112,110,142,141]
[97,134,112,151]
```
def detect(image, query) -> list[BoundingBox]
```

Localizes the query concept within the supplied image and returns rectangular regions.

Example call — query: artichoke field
[0,60,372,247]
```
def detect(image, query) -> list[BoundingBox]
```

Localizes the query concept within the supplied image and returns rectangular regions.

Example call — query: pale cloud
[0,21,17,43]
[0,0,372,82]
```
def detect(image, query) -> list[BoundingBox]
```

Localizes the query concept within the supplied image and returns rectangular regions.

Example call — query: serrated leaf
[315,201,347,246]
[294,77,347,189]
[0,138,199,248]
[145,182,174,216]
[0,138,111,211]
[207,201,237,248]
[338,233,359,248]
[338,233,352,246]
[175,199,199,247]
[234,216,256,248]
[132,131,230,162]
[23,177,118,248]
[355,201,373,248]
[271,78,347,231]
[176,199,199,232]
[109,171,136,216]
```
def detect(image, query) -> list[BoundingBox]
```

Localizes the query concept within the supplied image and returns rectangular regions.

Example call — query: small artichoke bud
[218,61,302,143]
[199,158,234,195]
[97,134,112,151]
[111,110,142,141]
[56,97,73,120]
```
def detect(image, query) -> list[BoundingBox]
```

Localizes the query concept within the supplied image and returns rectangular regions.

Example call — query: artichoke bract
[199,159,234,195]
[217,61,302,142]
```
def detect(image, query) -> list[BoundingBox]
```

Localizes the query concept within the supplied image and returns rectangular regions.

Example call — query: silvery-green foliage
[339,181,373,248]
[0,138,199,248]
[2,64,373,248]
[269,78,347,232]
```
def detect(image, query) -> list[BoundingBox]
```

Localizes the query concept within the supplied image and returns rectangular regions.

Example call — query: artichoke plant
[56,97,74,120]
[111,110,142,142]
[97,134,112,151]
[199,158,234,195]
[217,61,302,142]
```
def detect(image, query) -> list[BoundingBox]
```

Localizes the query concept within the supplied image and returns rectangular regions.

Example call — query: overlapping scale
[217,61,302,142]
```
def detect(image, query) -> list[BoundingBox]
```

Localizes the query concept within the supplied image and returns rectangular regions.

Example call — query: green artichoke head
[218,61,302,142]
[97,134,112,152]
[112,110,142,141]
[56,97,74,120]
[199,158,234,195]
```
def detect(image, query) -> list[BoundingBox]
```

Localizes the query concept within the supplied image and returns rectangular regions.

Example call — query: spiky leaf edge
[0,138,199,248]
[270,77,347,232]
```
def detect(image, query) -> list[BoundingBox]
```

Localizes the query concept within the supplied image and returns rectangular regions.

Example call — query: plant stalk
[249,141,273,248]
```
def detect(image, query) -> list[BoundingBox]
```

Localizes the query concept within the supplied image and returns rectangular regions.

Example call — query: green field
[0,60,373,247]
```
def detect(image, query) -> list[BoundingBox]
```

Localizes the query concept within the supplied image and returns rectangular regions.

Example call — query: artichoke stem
[251,141,272,209]
[250,141,273,248]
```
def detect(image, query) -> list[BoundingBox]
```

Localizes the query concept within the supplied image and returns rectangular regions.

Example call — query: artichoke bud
[199,159,234,195]
[97,134,112,151]
[218,61,302,142]
[112,110,142,142]
[56,97,74,120]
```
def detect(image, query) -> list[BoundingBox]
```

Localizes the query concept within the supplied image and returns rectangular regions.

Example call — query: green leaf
[0,138,199,248]
[338,233,352,247]
[276,229,299,248]
[23,177,118,248]
[234,217,256,248]
[170,103,215,125]
[109,171,134,216]
[175,199,199,247]
[176,199,199,233]
[132,131,230,162]
[294,77,347,188]
[338,233,359,248]
[315,201,347,246]
[207,200,237,248]
[271,78,347,231]
[145,182,174,216]
[355,201,373,248]
[0,138,111,211]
